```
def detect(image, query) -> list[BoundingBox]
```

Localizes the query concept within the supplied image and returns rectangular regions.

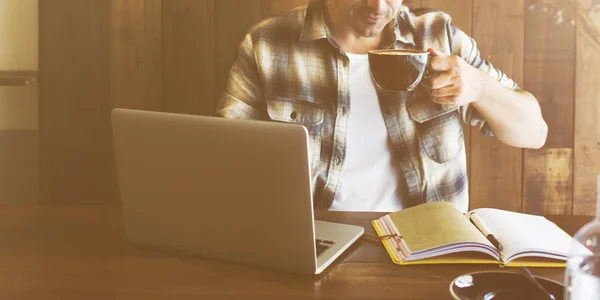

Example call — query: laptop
[110,108,364,275]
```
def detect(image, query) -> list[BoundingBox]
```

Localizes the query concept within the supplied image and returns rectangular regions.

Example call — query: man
[216,0,548,213]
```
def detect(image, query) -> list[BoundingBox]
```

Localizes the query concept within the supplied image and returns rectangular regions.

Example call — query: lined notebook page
[389,202,492,253]
[468,208,573,259]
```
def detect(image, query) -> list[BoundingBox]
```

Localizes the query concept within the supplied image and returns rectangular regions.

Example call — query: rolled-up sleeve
[448,22,521,137]
[216,33,266,120]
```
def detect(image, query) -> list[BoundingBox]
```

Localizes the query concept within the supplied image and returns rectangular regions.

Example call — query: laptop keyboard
[315,239,335,256]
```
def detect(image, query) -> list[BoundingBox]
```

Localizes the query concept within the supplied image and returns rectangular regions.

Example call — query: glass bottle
[564,174,600,300]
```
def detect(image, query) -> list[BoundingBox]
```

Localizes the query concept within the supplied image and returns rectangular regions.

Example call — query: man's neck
[323,1,387,54]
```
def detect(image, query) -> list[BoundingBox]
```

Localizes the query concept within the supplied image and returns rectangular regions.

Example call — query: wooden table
[0,204,591,299]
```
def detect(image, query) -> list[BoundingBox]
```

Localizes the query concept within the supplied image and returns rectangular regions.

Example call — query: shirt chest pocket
[410,107,464,164]
[266,99,325,171]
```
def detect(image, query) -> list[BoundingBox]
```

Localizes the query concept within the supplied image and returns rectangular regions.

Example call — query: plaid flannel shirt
[216,0,520,212]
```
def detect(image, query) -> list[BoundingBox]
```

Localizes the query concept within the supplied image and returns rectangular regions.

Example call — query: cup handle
[423,53,439,79]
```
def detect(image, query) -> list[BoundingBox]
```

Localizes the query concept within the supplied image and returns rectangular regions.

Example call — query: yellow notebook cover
[371,202,569,267]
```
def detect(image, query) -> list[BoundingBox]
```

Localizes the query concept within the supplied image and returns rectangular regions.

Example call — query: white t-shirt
[329,52,405,212]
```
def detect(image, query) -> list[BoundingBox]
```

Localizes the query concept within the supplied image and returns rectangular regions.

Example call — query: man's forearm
[471,78,548,149]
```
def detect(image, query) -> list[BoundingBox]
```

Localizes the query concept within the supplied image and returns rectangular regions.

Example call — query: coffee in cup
[367,49,436,92]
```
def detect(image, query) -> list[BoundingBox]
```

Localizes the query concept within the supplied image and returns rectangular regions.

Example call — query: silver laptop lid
[111,108,318,274]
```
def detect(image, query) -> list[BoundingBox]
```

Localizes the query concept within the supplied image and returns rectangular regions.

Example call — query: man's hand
[422,48,490,106]
[420,49,548,149]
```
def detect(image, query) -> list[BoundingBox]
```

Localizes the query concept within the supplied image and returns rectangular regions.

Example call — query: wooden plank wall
[39,0,600,215]
[39,0,113,204]
[574,26,600,215]
[468,1,525,213]
[523,1,577,215]
[162,0,214,115]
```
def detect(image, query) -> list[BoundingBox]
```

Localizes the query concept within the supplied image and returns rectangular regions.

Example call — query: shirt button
[290,111,297,120]
[335,156,342,166]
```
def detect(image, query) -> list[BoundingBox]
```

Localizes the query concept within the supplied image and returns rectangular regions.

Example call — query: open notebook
[372,201,575,267]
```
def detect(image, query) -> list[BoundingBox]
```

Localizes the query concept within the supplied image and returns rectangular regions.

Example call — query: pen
[361,232,398,241]
[470,213,503,251]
